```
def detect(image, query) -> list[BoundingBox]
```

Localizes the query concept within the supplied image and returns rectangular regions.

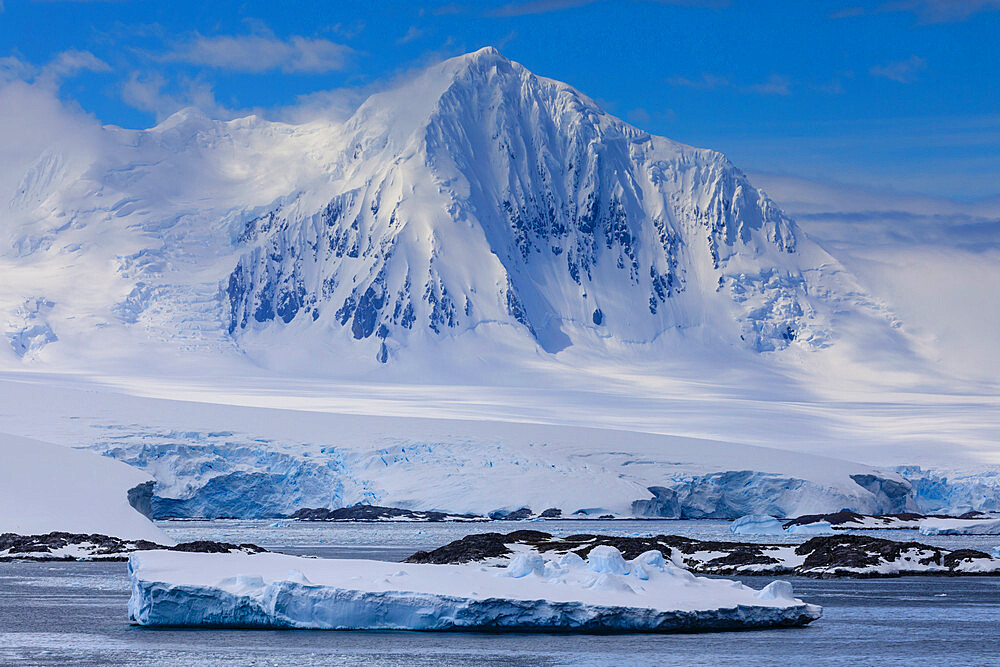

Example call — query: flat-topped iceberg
[783,521,835,536]
[919,517,1000,535]
[730,515,786,536]
[128,547,821,632]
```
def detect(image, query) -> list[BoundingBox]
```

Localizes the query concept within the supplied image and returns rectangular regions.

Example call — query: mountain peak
[465,45,505,62]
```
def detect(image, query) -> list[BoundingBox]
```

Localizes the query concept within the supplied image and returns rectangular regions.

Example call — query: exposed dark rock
[407,533,511,564]
[539,508,562,518]
[783,510,867,527]
[289,505,482,522]
[404,531,1000,577]
[0,532,268,562]
[794,534,923,571]
[784,510,993,529]
[496,507,533,521]
[171,540,267,554]
[942,549,994,569]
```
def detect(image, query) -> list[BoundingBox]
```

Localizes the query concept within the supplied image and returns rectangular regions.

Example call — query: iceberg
[783,521,835,536]
[919,518,1000,536]
[730,515,786,536]
[128,548,821,632]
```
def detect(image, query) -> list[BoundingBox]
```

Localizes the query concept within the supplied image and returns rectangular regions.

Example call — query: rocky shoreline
[284,505,995,525]
[0,532,267,562]
[406,530,1000,578]
[781,510,992,530]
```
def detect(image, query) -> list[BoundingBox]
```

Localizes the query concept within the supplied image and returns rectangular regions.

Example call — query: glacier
[127,547,821,632]
[82,415,917,520]
[895,466,1000,515]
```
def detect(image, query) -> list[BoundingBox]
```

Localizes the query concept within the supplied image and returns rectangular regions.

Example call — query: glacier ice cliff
[89,424,917,520]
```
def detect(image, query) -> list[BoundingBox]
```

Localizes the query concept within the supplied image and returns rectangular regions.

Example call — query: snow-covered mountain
[1,47,890,370]
[227,47,875,363]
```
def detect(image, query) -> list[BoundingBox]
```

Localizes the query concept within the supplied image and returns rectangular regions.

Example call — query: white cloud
[0,77,103,207]
[870,55,926,83]
[121,71,237,122]
[1,49,109,89]
[162,34,353,73]
[37,49,110,87]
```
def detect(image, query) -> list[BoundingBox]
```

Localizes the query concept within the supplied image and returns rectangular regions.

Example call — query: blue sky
[1,0,998,204]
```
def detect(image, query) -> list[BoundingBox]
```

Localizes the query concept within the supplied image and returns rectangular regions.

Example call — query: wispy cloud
[886,0,1000,22]
[397,26,425,44]
[431,2,468,14]
[742,74,792,96]
[491,0,595,16]
[667,73,729,89]
[833,0,1000,23]
[328,20,366,40]
[490,0,727,17]
[162,34,354,73]
[0,49,109,89]
[626,106,677,126]
[870,55,926,83]
[668,72,792,95]
[121,70,237,121]
[814,79,846,95]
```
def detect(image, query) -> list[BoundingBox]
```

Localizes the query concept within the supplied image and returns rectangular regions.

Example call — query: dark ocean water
[2,521,999,666]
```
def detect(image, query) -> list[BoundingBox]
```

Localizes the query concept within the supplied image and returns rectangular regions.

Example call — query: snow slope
[0,432,169,543]
[127,548,821,631]
[0,375,914,519]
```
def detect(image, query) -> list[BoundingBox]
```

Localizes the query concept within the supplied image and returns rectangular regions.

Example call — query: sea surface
[2,520,999,666]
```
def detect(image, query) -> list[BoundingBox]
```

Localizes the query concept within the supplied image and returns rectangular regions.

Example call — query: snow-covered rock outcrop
[127,547,821,632]
[0,432,169,543]
[408,530,1000,578]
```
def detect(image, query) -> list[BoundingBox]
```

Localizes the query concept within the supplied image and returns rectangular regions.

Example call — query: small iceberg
[730,515,786,536]
[919,518,1000,536]
[783,521,835,536]
[128,548,821,633]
